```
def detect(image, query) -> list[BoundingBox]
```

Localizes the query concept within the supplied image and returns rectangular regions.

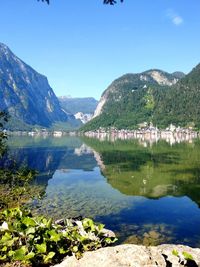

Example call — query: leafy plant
[182,251,194,261]
[172,249,179,257]
[172,249,195,266]
[0,208,117,266]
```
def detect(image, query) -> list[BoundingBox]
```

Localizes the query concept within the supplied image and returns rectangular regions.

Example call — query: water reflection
[84,138,200,206]
[85,131,198,146]
[2,135,200,247]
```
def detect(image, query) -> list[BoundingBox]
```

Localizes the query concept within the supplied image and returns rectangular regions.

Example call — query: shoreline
[4,127,200,146]
[83,127,199,144]
[55,244,200,267]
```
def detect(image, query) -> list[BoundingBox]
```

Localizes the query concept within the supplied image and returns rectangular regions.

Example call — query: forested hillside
[83,65,200,130]
[153,64,200,128]
[83,69,192,130]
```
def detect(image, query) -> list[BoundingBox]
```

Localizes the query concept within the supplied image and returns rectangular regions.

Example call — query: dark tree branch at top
[38,0,49,4]
[103,0,123,4]
[38,0,123,5]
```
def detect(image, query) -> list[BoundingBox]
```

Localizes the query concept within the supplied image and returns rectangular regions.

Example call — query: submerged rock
[54,244,200,267]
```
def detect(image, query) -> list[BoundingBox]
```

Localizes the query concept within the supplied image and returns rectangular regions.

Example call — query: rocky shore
[55,244,200,267]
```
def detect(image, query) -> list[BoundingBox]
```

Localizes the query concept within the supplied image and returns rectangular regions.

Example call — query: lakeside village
[4,122,199,144]
[84,123,199,145]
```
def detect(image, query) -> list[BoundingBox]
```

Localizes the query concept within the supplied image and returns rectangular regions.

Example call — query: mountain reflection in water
[2,135,200,247]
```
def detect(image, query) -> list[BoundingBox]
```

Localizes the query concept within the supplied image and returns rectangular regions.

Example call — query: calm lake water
[3,135,200,247]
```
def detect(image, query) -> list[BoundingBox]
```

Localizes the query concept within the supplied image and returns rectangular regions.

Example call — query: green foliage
[0,165,39,210]
[172,249,179,257]
[182,251,194,261]
[82,84,163,131]
[143,88,155,111]
[0,110,44,210]
[0,111,8,157]
[172,250,194,263]
[153,64,200,129]
[0,208,117,266]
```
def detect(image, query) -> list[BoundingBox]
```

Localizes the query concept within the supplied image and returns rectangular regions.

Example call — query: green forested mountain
[82,66,200,130]
[83,69,184,130]
[0,43,78,130]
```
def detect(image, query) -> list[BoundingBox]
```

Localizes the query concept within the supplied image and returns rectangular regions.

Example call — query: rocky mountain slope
[0,43,76,129]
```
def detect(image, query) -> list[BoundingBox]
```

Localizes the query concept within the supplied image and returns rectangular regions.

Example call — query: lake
[2,135,200,247]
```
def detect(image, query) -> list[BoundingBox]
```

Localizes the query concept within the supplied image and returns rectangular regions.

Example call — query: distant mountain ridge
[59,96,98,115]
[0,43,76,129]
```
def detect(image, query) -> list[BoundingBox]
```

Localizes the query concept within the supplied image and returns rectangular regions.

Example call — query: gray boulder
[54,244,200,267]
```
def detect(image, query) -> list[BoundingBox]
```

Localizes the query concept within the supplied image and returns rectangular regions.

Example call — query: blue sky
[0,0,200,99]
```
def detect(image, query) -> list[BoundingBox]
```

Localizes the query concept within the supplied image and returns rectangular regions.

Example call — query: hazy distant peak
[59,96,97,100]
[59,96,98,114]
[59,95,72,99]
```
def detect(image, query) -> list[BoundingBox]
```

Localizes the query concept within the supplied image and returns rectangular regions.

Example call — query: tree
[103,0,123,4]
[0,111,8,157]
[38,0,123,5]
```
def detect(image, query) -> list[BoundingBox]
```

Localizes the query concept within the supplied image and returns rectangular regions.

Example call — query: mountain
[171,71,185,79]
[83,69,185,130]
[93,69,182,118]
[153,64,200,128]
[0,43,77,130]
[59,96,98,115]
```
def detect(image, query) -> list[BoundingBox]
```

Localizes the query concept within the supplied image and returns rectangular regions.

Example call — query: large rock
[54,244,200,267]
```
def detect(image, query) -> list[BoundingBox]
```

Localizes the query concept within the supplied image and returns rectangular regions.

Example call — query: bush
[0,208,117,266]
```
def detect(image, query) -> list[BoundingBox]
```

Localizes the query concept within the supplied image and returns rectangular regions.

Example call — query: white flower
[0,221,9,231]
